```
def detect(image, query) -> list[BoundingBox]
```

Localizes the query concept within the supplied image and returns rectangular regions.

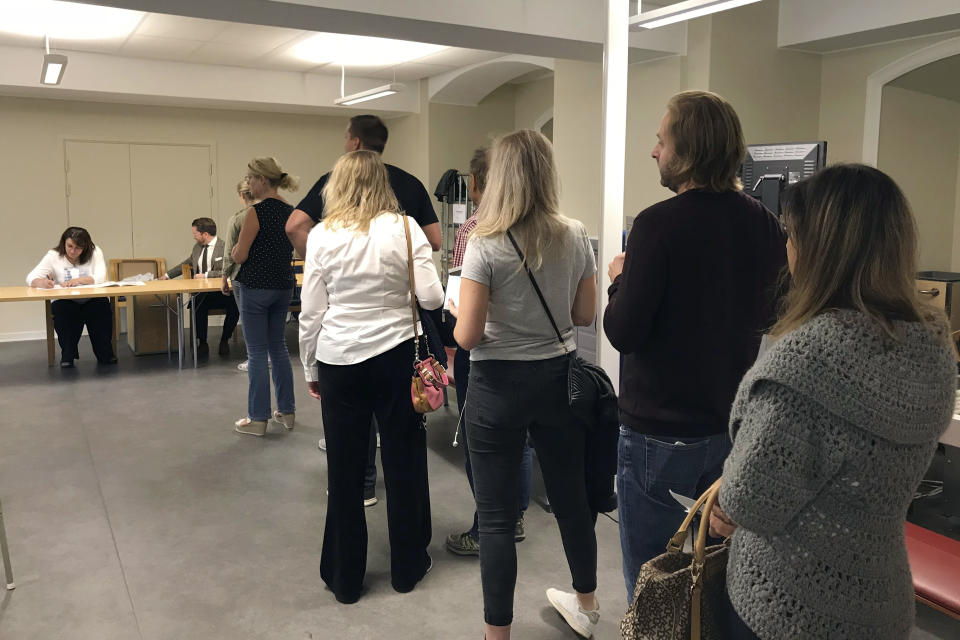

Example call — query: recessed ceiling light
[0,0,144,40]
[291,32,446,67]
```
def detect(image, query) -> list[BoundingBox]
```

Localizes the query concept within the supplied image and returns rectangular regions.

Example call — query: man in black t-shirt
[285,115,441,257]
[603,91,787,602]
[288,115,443,508]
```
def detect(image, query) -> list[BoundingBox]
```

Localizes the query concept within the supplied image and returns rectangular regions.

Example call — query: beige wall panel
[878,86,960,271]
[819,32,960,164]
[553,59,603,236]
[130,144,212,269]
[708,0,821,145]
[514,76,554,131]
[64,141,134,263]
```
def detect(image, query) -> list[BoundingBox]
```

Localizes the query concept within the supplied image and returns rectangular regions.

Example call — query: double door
[64,141,214,268]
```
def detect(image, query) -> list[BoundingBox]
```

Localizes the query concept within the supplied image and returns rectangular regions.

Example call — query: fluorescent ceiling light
[0,0,143,40]
[334,83,404,106]
[631,0,761,29]
[41,52,67,85]
[292,32,446,67]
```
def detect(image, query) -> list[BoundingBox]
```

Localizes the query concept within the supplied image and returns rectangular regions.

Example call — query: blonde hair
[473,130,570,270]
[772,163,943,339]
[247,156,300,192]
[236,177,254,203]
[321,150,400,233]
[665,91,745,192]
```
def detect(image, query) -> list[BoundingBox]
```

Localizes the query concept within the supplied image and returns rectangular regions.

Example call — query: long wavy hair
[472,129,571,270]
[321,150,401,233]
[772,163,942,339]
[53,227,95,264]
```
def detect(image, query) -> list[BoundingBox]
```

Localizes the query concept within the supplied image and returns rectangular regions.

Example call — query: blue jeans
[234,283,295,421]
[455,347,531,540]
[617,427,731,602]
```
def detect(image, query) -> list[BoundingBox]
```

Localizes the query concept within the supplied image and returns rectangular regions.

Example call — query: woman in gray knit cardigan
[709,164,955,639]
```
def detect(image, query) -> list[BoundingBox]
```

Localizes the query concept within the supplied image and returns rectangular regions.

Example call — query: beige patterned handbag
[620,479,728,640]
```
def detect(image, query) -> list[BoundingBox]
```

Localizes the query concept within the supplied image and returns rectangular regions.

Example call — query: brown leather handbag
[402,215,448,414]
[620,478,728,640]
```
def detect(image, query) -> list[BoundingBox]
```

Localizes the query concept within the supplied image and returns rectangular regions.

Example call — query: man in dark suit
[162,217,240,357]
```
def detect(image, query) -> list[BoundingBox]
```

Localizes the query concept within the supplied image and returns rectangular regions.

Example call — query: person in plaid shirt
[446,146,534,557]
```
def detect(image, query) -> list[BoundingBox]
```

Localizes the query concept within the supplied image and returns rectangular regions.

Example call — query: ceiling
[889,54,960,104]
[0,10,508,83]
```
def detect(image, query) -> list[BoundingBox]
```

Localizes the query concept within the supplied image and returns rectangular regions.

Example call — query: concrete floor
[1,330,958,639]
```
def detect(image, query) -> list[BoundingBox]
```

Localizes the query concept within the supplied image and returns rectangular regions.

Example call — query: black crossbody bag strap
[505,230,568,352]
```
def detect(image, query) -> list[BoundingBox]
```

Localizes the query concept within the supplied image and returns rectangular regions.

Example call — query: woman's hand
[31,277,55,289]
[63,277,94,287]
[446,299,459,318]
[221,277,231,296]
[709,504,737,538]
[307,381,321,400]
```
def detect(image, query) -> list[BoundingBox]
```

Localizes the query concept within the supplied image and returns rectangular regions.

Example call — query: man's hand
[159,274,170,280]
[709,504,737,538]
[307,381,321,400]
[193,273,206,279]
[608,252,626,283]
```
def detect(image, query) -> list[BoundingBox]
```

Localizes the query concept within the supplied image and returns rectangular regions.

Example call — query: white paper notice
[452,203,468,224]
[444,275,461,309]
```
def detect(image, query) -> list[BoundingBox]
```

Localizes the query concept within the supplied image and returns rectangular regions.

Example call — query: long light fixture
[335,83,404,106]
[40,35,66,85]
[631,0,761,29]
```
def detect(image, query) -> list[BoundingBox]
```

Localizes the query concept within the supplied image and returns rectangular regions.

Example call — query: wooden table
[0,280,222,370]
[1,275,303,370]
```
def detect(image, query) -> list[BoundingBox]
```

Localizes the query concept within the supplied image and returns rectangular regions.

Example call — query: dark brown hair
[666,91,745,192]
[773,163,940,339]
[469,146,489,192]
[54,227,95,264]
[348,115,389,154]
[191,217,217,236]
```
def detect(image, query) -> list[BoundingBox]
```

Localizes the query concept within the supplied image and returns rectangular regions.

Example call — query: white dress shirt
[200,236,220,277]
[298,212,445,381]
[26,247,107,286]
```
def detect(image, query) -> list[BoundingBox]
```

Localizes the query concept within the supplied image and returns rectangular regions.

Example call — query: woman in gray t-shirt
[450,130,599,640]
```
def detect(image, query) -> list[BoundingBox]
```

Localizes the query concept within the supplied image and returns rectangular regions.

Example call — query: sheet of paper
[453,203,468,224]
[444,275,461,309]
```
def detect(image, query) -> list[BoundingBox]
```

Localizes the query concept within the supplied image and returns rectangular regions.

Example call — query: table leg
[165,294,171,362]
[190,294,197,369]
[45,300,55,367]
[110,297,118,357]
[0,498,15,590]
[177,293,184,371]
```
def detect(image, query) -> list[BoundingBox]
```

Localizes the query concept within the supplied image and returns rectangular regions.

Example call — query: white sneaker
[546,588,599,639]
[237,361,248,372]
[318,438,326,451]
[363,495,378,508]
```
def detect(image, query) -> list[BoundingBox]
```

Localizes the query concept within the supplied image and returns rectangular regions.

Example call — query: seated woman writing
[27,226,117,368]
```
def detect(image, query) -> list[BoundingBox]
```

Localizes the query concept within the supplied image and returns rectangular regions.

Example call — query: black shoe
[197,342,209,358]
[60,359,75,368]
[218,341,230,356]
[98,356,118,365]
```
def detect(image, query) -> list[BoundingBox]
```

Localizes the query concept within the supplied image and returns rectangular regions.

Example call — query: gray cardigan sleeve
[719,380,844,536]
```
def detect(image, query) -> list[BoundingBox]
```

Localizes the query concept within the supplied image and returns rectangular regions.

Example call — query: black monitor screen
[740,141,827,215]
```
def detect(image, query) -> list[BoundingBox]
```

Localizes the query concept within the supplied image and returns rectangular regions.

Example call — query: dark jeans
[51,298,114,362]
[192,291,239,343]
[316,339,432,603]
[465,356,597,627]
[454,347,531,540]
[617,427,731,602]
[234,283,295,421]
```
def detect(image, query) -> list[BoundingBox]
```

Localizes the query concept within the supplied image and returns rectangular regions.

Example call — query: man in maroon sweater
[603,91,787,601]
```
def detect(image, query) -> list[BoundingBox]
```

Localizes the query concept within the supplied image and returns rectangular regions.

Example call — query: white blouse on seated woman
[26,246,107,286]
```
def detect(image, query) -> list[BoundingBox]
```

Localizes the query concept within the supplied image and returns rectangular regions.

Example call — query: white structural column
[597,0,630,388]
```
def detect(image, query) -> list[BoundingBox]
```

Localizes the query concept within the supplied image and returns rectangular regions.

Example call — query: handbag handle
[505,230,569,354]
[402,215,422,364]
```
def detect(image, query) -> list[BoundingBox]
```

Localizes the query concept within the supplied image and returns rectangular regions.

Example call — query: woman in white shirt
[27,226,116,367]
[299,150,444,604]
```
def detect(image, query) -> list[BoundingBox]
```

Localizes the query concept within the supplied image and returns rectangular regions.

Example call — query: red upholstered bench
[905,521,960,620]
